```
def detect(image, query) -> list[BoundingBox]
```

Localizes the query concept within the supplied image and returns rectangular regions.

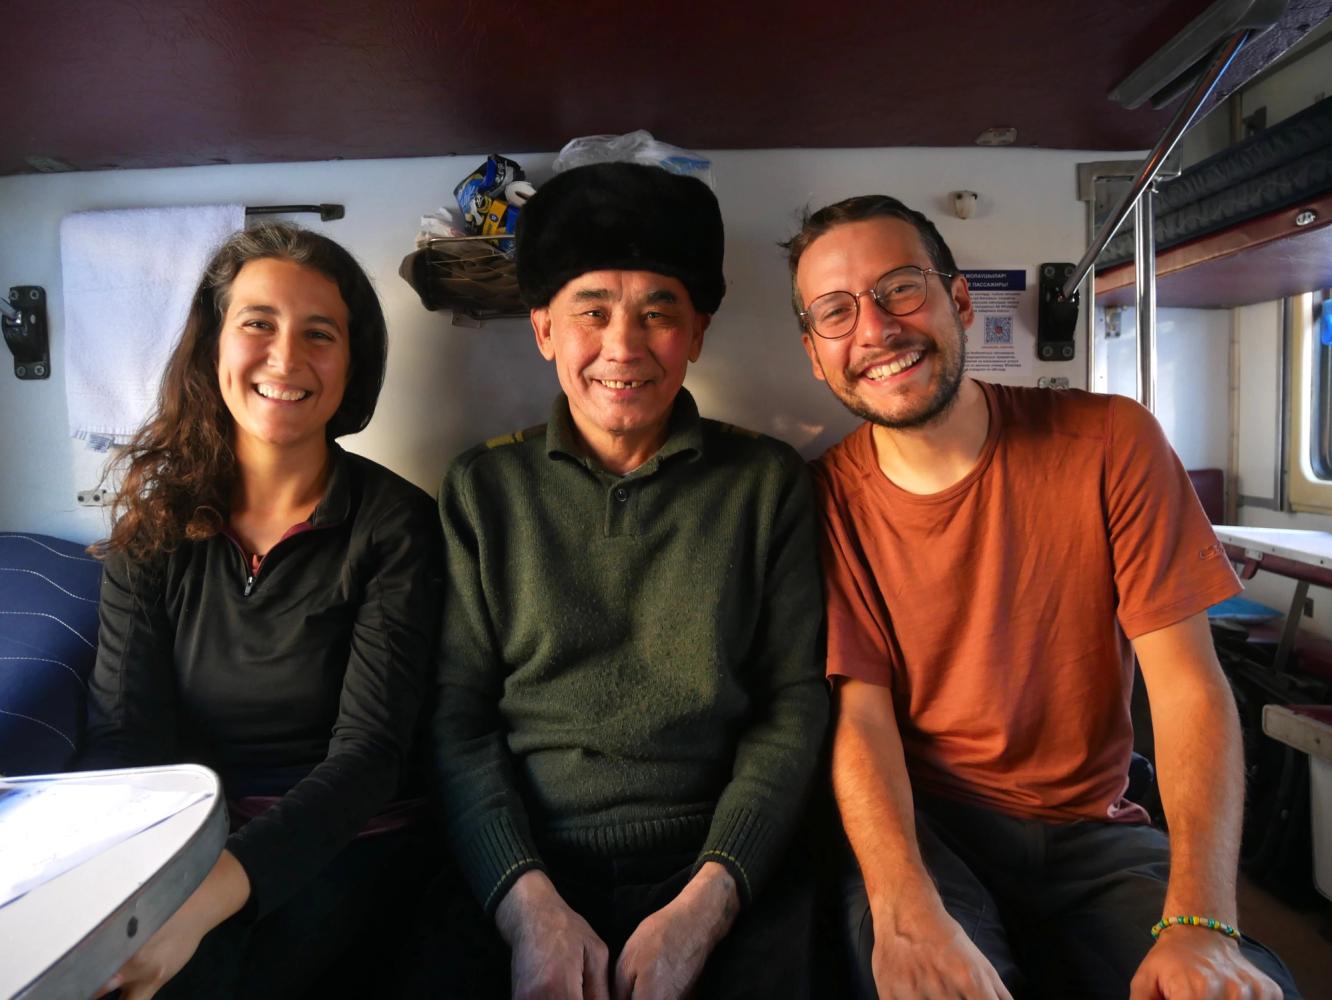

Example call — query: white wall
[1093,305,1231,470]
[0,146,1103,543]
[1235,301,1283,505]
[1155,308,1232,470]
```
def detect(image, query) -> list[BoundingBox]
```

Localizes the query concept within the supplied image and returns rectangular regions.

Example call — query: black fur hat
[516,162,725,313]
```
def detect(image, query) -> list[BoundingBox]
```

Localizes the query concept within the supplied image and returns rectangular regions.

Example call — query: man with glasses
[431,163,828,998]
[785,195,1298,999]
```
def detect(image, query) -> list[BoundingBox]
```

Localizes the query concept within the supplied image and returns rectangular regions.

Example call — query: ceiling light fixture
[975,127,1017,146]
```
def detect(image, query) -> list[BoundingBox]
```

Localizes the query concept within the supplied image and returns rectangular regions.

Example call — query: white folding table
[0,764,225,1000]
[1213,526,1332,673]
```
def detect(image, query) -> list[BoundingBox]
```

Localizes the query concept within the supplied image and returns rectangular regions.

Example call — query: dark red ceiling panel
[0,0,1324,175]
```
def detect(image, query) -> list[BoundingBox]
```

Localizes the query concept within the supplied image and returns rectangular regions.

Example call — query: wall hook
[2,287,50,380]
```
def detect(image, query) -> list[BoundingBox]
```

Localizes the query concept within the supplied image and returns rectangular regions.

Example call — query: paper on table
[0,780,208,908]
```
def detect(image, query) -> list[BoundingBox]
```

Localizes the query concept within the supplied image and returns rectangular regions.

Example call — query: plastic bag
[453,154,526,254]
[415,207,467,248]
[552,130,713,188]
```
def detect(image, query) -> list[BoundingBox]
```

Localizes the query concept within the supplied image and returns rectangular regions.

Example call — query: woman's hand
[92,849,251,1000]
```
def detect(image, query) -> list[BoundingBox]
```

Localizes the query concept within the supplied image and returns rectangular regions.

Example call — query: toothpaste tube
[474,195,520,255]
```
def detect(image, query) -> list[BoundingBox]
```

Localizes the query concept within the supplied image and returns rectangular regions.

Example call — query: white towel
[60,204,245,449]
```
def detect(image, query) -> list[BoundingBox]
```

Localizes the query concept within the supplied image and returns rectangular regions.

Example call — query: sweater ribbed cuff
[455,812,546,917]
[695,807,778,908]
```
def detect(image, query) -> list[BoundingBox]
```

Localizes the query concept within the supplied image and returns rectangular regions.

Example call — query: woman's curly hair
[99,223,387,563]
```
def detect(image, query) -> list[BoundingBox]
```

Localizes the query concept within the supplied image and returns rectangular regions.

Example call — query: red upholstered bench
[1187,467,1225,525]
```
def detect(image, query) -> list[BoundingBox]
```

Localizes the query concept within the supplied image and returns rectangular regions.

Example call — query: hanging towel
[60,204,245,449]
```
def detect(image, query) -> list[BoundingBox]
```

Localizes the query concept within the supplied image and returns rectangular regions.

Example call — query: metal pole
[0,296,18,324]
[1085,197,1099,390]
[1135,184,1158,412]
[1061,29,1249,301]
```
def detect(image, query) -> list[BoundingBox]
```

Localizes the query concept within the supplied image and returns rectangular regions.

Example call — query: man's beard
[827,319,967,431]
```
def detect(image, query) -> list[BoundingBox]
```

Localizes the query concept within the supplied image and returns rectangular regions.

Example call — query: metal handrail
[1060,29,1250,302]
[1135,185,1158,411]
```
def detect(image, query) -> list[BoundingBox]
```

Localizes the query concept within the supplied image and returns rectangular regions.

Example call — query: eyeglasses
[800,265,955,340]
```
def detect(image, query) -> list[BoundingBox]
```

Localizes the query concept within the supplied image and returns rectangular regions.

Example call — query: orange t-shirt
[812,383,1241,823]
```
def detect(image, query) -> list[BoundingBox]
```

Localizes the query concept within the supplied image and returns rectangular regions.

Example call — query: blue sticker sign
[961,269,1031,376]
[961,270,1026,291]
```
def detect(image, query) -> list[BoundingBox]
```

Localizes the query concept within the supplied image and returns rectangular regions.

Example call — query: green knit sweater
[432,390,828,915]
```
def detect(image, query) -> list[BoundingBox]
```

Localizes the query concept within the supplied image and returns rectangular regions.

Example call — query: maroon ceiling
[1,0,1328,176]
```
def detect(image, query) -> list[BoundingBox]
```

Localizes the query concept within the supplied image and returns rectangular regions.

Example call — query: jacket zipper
[226,522,337,598]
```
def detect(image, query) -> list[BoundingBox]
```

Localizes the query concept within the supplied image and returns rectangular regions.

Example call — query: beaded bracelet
[1150,915,1242,941]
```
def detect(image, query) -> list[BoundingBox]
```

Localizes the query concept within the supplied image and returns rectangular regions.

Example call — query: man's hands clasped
[496,863,738,1000]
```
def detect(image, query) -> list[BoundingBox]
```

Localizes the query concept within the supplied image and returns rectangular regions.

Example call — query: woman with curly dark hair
[81,223,443,1000]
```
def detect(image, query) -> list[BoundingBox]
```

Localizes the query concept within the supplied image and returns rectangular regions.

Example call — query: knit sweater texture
[433,390,828,915]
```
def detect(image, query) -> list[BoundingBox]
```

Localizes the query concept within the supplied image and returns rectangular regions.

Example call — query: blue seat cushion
[0,532,102,775]
[1208,595,1283,623]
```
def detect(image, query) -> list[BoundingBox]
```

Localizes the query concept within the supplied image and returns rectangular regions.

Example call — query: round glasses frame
[800,265,956,340]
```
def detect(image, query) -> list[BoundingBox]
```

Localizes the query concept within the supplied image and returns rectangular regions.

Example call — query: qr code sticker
[984,315,1013,345]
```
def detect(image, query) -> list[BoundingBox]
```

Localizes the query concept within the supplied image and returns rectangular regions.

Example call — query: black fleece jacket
[80,446,444,918]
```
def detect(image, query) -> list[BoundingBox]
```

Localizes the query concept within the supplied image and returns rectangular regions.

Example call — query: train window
[1286,291,1332,513]
[1313,291,1332,480]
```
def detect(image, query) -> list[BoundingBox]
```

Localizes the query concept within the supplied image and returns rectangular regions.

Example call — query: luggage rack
[399,234,525,325]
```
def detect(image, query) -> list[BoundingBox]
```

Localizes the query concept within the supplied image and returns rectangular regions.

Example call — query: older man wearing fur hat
[431,162,828,999]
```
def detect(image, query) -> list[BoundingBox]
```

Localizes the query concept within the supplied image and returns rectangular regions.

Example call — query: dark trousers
[406,846,815,999]
[842,794,1302,1000]
[154,827,427,1000]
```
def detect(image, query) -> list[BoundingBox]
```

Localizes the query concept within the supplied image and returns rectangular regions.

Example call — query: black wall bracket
[2,286,50,379]
[1036,263,1079,362]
